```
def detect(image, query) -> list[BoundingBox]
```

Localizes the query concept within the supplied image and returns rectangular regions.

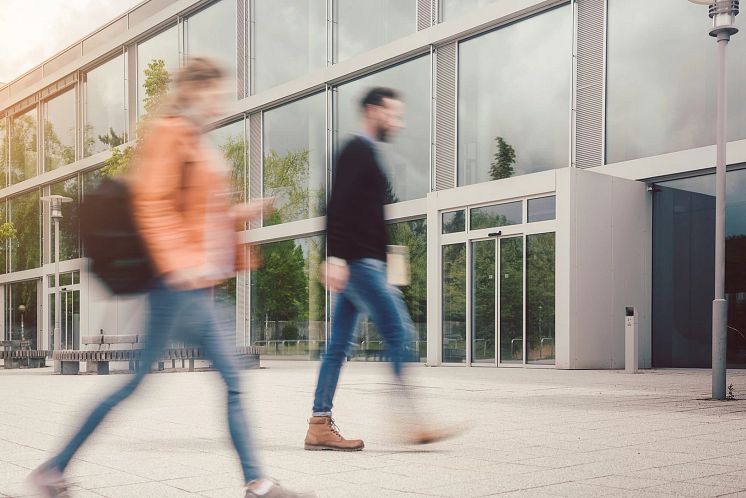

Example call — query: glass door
[499,237,524,365]
[48,288,80,350]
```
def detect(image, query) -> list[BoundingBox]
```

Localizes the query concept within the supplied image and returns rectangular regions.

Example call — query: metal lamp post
[689,0,739,400]
[41,195,72,373]
[18,304,25,340]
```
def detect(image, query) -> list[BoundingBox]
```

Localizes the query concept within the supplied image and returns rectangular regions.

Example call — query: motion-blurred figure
[305,87,453,452]
[29,58,308,498]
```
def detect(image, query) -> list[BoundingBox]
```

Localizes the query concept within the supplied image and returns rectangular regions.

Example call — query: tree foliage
[490,136,516,180]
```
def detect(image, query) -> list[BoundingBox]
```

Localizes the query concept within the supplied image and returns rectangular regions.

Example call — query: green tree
[490,136,516,180]
[9,113,37,183]
[100,58,171,177]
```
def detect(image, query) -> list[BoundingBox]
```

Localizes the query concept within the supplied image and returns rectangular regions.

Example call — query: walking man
[304,87,451,451]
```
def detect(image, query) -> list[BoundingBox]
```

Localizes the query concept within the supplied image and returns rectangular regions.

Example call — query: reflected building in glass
[0,0,743,371]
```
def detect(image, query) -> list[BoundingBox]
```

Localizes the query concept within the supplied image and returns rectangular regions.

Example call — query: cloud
[0,0,141,83]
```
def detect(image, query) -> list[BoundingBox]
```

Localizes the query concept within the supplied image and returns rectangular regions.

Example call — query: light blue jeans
[313,258,415,416]
[47,281,261,483]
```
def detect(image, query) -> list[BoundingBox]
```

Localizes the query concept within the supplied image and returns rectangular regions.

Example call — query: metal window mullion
[522,234,527,366]
[465,240,472,366]
[494,238,499,367]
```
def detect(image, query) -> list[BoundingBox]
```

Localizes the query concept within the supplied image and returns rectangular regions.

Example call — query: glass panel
[654,171,746,367]
[526,233,555,364]
[10,108,37,184]
[44,89,76,171]
[0,202,6,274]
[472,239,495,363]
[187,0,238,96]
[7,281,39,349]
[354,219,428,362]
[0,118,8,186]
[499,237,523,363]
[137,25,179,119]
[61,290,80,350]
[337,0,416,62]
[606,0,746,163]
[470,201,522,230]
[59,272,74,287]
[336,57,431,202]
[458,6,571,186]
[442,210,465,234]
[209,120,246,201]
[440,0,501,21]
[262,94,326,225]
[82,167,107,197]
[10,189,40,272]
[528,196,556,223]
[442,243,466,363]
[250,235,326,358]
[50,177,81,261]
[214,277,237,337]
[253,0,326,93]
[84,55,126,157]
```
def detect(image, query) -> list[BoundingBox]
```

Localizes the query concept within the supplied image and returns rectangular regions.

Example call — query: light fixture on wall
[688,0,739,400]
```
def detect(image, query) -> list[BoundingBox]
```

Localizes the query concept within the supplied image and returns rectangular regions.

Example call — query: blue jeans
[48,281,261,483]
[313,258,414,416]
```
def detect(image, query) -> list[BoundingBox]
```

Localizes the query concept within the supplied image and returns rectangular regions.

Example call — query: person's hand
[164,267,206,290]
[321,259,349,292]
[233,197,275,221]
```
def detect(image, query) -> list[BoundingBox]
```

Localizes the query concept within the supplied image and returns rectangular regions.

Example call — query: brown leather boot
[406,425,461,445]
[304,416,364,451]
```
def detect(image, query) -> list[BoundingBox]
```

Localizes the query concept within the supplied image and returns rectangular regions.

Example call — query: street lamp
[689,0,739,400]
[41,195,72,373]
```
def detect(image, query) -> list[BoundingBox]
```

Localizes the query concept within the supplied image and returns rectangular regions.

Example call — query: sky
[0,0,142,83]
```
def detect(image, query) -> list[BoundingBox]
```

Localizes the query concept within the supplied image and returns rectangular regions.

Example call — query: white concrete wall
[85,270,147,337]
[561,169,650,369]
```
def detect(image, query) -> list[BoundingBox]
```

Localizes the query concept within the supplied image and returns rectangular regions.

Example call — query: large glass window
[442,243,466,363]
[209,120,246,201]
[526,232,555,364]
[458,7,571,186]
[252,0,326,93]
[250,235,326,358]
[607,0,746,163]
[10,108,38,184]
[187,0,238,95]
[470,201,522,231]
[44,89,76,171]
[653,170,746,368]
[10,189,40,272]
[84,55,126,157]
[262,94,326,225]
[336,0,417,62]
[0,118,8,187]
[440,0,501,21]
[354,219,428,361]
[336,57,431,203]
[50,177,81,262]
[137,25,179,119]
[6,281,39,349]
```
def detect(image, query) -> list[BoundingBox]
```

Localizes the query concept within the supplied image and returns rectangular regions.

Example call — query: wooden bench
[52,335,264,375]
[1,340,48,369]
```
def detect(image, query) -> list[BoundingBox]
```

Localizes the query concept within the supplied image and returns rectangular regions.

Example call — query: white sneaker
[27,464,70,498]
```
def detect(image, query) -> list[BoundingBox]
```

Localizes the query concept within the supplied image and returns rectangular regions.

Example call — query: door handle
[488,231,502,238]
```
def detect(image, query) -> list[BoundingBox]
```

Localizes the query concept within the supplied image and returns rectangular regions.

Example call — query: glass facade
[137,25,179,118]
[442,243,466,362]
[44,89,76,171]
[0,118,7,187]
[653,170,746,368]
[262,94,326,225]
[10,108,38,184]
[336,0,417,62]
[336,57,431,203]
[6,281,39,349]
[252,0,326,93]
[10,189,40,272]
[250,235,326,358]
[187,0,237,94]
[50,177,81,262]
[606,0,746,163]
[440,0,501,21]
[209,120,246,200]
[457,6,571,186]
[470,201,522,231]
[84,55,126,157]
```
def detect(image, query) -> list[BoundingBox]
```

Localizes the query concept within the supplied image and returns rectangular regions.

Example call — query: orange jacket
[130,116,254,288]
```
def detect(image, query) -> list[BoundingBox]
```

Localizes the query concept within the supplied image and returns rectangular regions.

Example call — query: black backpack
[80,177,155,295]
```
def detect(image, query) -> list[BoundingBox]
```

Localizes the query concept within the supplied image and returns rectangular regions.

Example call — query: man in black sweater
[304,88,450,452]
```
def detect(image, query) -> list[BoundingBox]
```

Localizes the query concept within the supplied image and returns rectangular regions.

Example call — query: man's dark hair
[361,87,400,110]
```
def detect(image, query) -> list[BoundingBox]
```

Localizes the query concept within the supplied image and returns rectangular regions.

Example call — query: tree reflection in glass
[50,176,80,262]
[499,237,523,363]
[526,233,555,364]
[44,89,76,171]
[10,189,40,272]
[442,243,466,363]
[10,108,37,184]
[472,239,495,363]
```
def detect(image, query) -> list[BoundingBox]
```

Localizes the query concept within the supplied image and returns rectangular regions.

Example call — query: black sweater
[326,136,388,262]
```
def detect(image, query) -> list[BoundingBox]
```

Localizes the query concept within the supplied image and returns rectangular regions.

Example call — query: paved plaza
[2,362,746,497]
